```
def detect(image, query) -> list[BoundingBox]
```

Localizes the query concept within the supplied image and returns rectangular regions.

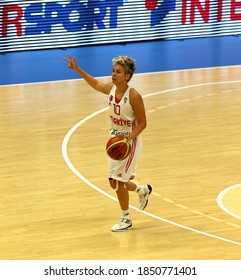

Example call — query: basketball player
[63,54,152,232]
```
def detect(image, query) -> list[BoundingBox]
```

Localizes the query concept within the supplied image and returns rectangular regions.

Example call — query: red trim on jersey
[115,96,121,104]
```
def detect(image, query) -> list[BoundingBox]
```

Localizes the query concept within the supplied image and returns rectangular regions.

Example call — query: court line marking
[62,80,241,246]
[152,191,239,226]
[216,184,241,221]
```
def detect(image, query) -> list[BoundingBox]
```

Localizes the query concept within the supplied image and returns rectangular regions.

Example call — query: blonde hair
[112,56,136,81]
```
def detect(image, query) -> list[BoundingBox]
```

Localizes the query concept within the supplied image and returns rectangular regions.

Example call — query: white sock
[122,210,129,217]
[135,185,144,195]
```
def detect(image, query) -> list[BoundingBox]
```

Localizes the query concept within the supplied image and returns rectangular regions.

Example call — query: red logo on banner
[181,0,241,24]
[145,0,158,10]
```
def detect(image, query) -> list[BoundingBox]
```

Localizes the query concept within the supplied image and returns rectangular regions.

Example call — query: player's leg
[125,180,153,210]
[123,139,153,211]
[109,178,132,232]
[109,178,129,210]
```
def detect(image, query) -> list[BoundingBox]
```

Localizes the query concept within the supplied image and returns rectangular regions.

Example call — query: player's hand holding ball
[106,135,131,161]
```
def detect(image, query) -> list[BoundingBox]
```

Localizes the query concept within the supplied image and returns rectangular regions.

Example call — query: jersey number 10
[113,104,121,115]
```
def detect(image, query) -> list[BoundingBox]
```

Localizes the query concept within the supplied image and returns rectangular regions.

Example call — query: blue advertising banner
[1,0,241,52]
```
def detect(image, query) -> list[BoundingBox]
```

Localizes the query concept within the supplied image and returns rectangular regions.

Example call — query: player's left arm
[128,88,147,141]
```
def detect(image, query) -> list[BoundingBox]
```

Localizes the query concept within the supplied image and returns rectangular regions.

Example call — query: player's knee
[109,178,119,192]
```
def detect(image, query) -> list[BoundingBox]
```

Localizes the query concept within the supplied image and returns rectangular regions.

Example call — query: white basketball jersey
[108,85,138,138]
[108,85,143,182]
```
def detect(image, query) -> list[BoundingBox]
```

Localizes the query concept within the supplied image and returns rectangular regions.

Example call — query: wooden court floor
[1,66,241,260]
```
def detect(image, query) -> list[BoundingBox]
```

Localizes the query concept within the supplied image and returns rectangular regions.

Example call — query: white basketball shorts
[108,137,143,182]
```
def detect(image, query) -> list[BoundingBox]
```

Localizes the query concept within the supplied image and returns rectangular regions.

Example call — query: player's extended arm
[63,54,112,95]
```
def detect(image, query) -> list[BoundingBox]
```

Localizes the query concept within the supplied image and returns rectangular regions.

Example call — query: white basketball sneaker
[111,214,132,232]
[138,184,153,210]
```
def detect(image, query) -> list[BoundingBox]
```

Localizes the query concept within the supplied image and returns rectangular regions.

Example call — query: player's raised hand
[62,54,78,71]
